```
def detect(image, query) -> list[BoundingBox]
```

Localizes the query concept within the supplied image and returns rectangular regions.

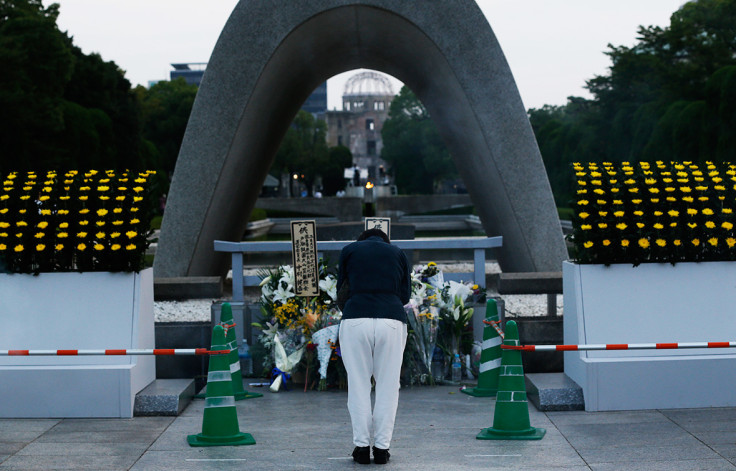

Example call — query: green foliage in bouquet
[569,161,736,265]
[0,169,156,273]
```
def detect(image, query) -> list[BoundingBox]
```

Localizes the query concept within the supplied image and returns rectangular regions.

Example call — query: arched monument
[154,0,568,278]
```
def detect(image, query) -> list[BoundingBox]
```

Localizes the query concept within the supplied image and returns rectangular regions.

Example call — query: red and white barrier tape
[0,349,230,356]
[501,342,736,352]
[482,319,504,339]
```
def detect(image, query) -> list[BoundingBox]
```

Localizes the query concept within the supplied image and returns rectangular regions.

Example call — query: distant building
[170,63,207,86]
[168,63,327,116]
[326,71,395,184]
[302,82,327,117]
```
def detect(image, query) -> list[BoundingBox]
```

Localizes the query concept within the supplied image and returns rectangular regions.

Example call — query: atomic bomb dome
[326,71,397,186]
[343,71,395,96]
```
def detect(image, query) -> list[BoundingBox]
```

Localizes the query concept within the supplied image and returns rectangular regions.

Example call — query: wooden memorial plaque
[290,220,319,297]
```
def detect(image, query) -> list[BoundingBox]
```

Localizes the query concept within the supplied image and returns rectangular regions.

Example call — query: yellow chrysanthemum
[691,238,700,247]
[722,222,733,231]
[14,244,23,252]
[578,212,589,219]
[602,239,611,247]
[125,231,137,239]
[36,244,45,251]
[583,241,593,249]
[581,224,592,231]
[126,243,136,251]
[94,244,104,251]
[726,238,736,248]
[638,238,650,249]
[616,223,627,230]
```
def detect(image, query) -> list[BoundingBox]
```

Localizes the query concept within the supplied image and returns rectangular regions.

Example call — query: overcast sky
[54,0,686,111]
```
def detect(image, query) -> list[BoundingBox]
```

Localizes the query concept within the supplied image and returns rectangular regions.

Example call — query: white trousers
[340,318,407,449]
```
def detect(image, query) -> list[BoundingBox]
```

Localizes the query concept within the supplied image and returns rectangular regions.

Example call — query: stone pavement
[1,385,735,470]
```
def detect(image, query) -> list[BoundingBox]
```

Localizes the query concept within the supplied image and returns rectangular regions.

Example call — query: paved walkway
[1,385,735,470]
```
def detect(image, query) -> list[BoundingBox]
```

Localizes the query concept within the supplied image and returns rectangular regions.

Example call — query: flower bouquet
[438,280,475,360]
[404,267,441,384]
[254,261,342,390]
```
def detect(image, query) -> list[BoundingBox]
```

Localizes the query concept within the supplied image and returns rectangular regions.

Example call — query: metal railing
[214,236,503,303]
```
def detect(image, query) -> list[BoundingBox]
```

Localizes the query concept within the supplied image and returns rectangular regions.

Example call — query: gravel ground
[153,262,562,322]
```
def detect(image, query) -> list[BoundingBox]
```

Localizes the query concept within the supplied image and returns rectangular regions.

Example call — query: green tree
[273,110,329,196]
[0,0,73,172]
[136,78,198,177]
[322,145,352,196]
[380,86,456,194]
[0,0,150,176]
[530,0,736,207]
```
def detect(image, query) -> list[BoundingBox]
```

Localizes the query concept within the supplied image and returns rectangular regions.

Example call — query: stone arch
[154,0,568,278]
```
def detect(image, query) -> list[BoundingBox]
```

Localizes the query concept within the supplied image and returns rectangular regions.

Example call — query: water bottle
[451,353,462,383]
[431,346,444,383]
[238,339,253,376]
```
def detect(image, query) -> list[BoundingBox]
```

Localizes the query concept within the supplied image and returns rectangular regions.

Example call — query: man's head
[357,228,389,243]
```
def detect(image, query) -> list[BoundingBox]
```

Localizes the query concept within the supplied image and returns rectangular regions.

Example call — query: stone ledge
[525,373,584,411]
[490,272,563,294]
[134,379,195,416]
[154,276,223,300]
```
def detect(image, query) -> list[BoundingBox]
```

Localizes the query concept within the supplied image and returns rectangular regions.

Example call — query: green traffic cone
[188,325,255,447]
[462,299,501,397]
[221,303,262,400]
[476,320,545,440]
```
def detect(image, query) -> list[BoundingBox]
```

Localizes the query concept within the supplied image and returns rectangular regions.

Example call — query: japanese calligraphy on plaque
[290,220,319,297]
[364,217,391,239]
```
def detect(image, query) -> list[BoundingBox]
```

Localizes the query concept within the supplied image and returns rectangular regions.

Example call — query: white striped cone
[462,299,502,397]
[187,325,255,447]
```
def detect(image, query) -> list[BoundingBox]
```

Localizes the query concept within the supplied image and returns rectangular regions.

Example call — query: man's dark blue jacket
[336,235,411,323]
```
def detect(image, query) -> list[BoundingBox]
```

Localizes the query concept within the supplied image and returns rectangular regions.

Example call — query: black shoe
[352,446,370,464]
[373,446,390,464]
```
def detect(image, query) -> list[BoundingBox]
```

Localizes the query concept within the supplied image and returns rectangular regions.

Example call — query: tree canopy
[273,110,331,196]
[0,0,151,175]
[380,86,456,194]
[531,0,736,207]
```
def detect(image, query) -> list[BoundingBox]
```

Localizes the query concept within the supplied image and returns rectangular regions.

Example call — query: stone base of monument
[525,373,584,412]
[0,269,155,418]
[134,379,195,416]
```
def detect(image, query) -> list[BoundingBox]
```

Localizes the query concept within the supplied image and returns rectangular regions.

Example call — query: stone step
[525,373,584,411]
[134,379,195,416]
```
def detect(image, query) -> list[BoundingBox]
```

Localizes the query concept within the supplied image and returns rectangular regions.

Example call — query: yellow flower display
[571,161,736,264]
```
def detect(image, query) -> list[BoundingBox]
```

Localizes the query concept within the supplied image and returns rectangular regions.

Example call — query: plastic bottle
[451,353,462,383]
[238,339,253,375]
[431,346,444,383]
